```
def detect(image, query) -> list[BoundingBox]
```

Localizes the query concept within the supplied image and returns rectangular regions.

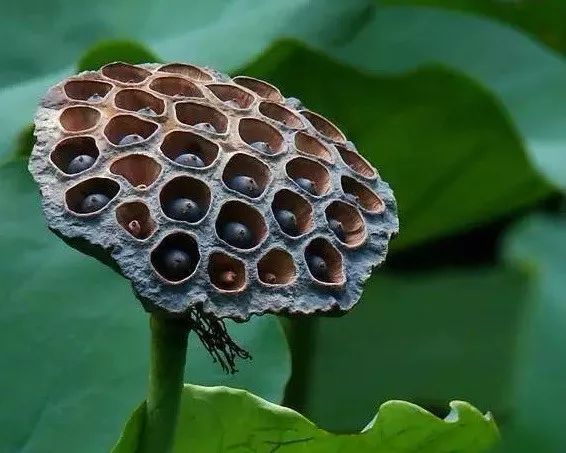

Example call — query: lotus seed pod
[29,61,398,353]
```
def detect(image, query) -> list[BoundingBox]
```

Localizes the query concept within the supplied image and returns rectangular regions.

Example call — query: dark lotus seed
[294,177,316,195]
[118,134,144,146]
[306,254,329,281]
[137,107,157,116]
[161,249,191,280]
[87,93,103,102]
[166,198,201,222]
[67,154,95,174]
[221,221,253,248]
[80,193,110,213]
[228,175,261,198]
[328,218,346,242]
[174,152,205,168]
[250,141,272,154]
[274,209,299,236]
[196,122,216,133]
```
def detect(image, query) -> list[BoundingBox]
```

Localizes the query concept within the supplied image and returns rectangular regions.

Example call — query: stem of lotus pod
[139,314,189,453]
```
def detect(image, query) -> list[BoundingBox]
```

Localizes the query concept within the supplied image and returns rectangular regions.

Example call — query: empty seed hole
[102,62,151,84]
[222,153,271,199]
[215,200,267,250]
[337,145,376,179]
[104,114,158,146]
[208,252,247,293]
[286,157,331,196]
[271,189,314,237]
[65,177,120,215]
[110,154,162,189]
[257,249,296,286]
[151,232,200,283]
[341,176,384,214]
[116,201,157,240]
[304,237,345,285]
[300,110,346,143]
[207,84,255,109]
[325,200,367,247]
[50,136,99,175]
[233,76,283,102]
[160,130,219,168]
[294,131,333,163]
[259,101,304,128]
[238,118,284,155]
[64,80,113,102]
[59,106,101,132]
[149,76,204,99]
[114,89,165,116]
[160,176,211,224]
[175,102,228,134]
[158,63,213,81]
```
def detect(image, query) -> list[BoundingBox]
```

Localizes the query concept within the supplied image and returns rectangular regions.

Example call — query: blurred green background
[0,0,565,452]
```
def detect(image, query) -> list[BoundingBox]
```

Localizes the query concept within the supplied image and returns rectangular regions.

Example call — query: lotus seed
[344,193,359,205]
[294,177,316,195]
[250,141,272,154]
[67,154,95,174]
[328,218,346,242]
[220,270,237,285]
[274,209,299,236]
[127,220,142,237]
[264,272,277,284]
[162,249,191,279]
[196,122,216,133]
[87,93,103,102]
[118,134,144,146]
[137,107,157,116]
[228,175,261,198]
[174,152,205,168]
[166,198,202,222]
[306,254,329,281]
[80,193,110,213]
[221,222,253,248]
[225,100,240,109]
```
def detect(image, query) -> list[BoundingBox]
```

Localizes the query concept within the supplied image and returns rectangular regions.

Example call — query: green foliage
[380,0,566,55]
[0,162,290,452]
[503,214,566,452]
[113,385,499,453]
[301,268,527,431]
[338,5,566,191]
[77,39,160,72]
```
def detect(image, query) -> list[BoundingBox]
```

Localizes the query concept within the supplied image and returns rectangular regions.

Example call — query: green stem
[139,314,189,453]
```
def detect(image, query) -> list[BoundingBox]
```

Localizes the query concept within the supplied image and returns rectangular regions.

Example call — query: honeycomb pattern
[29,62,398,320]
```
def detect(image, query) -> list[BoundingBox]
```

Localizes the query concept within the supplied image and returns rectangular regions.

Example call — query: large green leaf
[300,267,527,432]
[239,41,550,248]
[0,162,290,453]
[326,5,566,191]
[380,0,566,56]
[503,214,566,452]
[113,385,499,452]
